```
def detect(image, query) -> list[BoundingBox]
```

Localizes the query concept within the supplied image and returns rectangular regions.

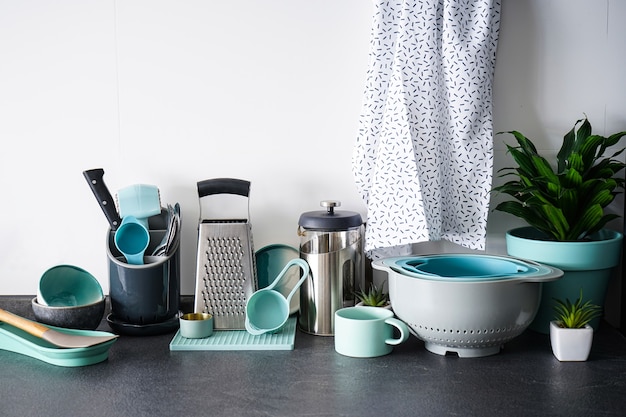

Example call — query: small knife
[83,168,122,231]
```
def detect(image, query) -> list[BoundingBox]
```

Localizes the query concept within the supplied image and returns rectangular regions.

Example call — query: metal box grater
[193,179,257,330]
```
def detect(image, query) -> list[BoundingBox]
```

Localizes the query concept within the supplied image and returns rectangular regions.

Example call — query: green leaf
[562,168,583,188]
[539,205,569,241]
[507,146,537,176]
[505,130,538,155]
[579,134,605,168]
[355,281,388,307]
[553,290,602,328]
[588,189,614,207]
[603,130,626,149]
[531,155,558,181]
[568,204,603,240]
[585,213,620,237]
[557,123,578,172]
[493,201,528,218]
[567,152,584,172]
[560,188,579,220]
[494,201,549,234]
[575,118,592,148]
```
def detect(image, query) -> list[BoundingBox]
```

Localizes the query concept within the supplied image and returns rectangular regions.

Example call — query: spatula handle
[0,308,49,338]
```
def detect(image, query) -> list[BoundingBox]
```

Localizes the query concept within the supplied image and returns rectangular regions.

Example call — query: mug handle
[384,317,410,346]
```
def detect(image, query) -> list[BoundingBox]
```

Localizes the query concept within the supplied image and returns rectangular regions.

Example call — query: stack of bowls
[32,265,105,330]
[372,254,563,358]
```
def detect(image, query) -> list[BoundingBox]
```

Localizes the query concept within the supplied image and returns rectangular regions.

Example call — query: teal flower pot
[506,227,623,334]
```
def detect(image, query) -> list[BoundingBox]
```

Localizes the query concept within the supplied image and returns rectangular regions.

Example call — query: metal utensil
[0,308,118,348]
[193,178,257,330]
[151,204,174,256]
[166,203,181,255]
[151,203,180,257]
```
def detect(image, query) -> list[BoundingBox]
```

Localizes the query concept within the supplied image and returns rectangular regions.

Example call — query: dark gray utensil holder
[106,212,180,325]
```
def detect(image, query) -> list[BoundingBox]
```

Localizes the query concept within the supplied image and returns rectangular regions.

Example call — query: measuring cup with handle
[114,216,150,265]
[245,258,309,335]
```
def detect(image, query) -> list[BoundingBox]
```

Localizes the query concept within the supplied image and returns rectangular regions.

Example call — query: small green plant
[553,290,602,329]
[355,281,389,307]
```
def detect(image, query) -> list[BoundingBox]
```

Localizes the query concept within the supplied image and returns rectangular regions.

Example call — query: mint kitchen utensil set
[84,169,180,266]
[171,178,307,351]
[2,169,570,367]
[0,258,118,365]
[1,275,117,366]
[0,168,180,364]
[85,169,182,335]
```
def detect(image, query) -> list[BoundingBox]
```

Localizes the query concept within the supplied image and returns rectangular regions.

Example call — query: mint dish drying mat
[169,317,296,351]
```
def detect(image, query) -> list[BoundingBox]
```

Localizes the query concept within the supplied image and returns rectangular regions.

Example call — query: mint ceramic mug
[334,306,409,358]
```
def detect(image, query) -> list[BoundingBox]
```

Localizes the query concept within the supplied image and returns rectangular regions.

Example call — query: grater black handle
[197,178,250,198]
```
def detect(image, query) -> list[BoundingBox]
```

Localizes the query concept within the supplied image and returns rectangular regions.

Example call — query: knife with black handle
[83,168,121,231]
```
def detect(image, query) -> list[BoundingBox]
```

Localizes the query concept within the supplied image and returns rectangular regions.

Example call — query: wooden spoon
[0,308,117,348]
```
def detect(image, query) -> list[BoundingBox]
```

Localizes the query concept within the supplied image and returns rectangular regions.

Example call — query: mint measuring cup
[114,216,150,265]
[245,258,309,335]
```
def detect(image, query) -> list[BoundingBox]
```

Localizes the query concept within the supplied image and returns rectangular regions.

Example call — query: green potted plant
[355,281,390,308]
[550,290,602,361]
[493,116,626,333]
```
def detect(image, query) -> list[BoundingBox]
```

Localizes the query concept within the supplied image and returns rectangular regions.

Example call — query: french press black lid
[298,201,363,231]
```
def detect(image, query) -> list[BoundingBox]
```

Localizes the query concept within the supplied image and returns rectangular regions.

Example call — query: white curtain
[353,0,501,258]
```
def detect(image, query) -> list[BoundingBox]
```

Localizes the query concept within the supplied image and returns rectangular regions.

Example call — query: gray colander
[372,254,563,358]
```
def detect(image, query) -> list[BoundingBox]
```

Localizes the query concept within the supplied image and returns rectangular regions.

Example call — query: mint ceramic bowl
[37,265,104,307]
[31,297,106,330]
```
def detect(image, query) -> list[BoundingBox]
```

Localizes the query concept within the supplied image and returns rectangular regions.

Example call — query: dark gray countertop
[1,296,625,417]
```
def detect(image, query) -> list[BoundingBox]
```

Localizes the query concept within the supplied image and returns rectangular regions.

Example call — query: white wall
[0,0,371,296]
[1,1,625,310]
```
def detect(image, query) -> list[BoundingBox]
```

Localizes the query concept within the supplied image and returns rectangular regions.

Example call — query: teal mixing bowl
[37,265,104,307]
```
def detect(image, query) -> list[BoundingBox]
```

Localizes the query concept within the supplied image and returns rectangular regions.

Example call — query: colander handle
[515,265,564,283]
[393,260,440,277]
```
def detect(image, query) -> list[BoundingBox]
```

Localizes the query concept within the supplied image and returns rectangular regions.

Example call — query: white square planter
[549,321,593,361]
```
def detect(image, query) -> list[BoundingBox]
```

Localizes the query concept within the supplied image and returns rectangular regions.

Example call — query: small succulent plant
[553,290,602,329]
[355,281,389,307]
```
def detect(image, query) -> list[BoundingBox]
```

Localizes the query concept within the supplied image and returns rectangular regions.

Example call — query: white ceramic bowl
[372,254,563,358]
